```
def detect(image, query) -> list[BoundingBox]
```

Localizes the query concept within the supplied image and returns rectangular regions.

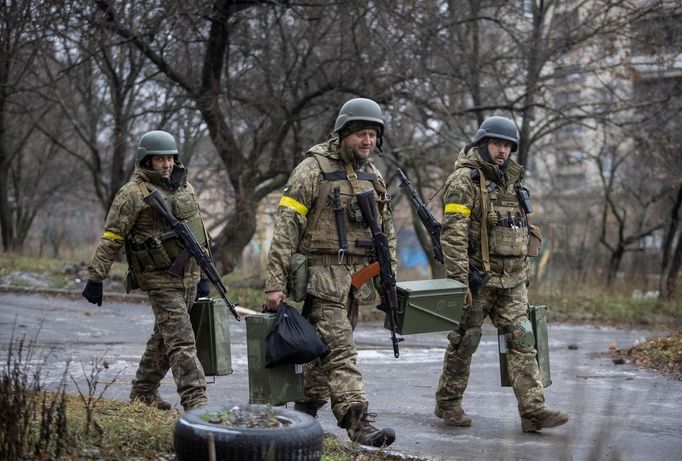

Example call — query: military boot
[342,404,396,448]
[129,388,172,411]
[434,404,472,427]
[521,408,569,432]
[183,400,207,412]
[294,401,319,418]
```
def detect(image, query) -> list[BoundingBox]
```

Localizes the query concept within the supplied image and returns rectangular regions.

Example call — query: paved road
[1,291,680,461]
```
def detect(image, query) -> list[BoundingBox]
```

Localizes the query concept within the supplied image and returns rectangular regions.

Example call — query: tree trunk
[661,235,682,300]
[606,245,625,286]
[660,185,682,299]
[211,191,258,274]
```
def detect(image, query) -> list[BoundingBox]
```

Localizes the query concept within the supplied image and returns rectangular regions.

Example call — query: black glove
[196,278,210,300]
[82,280,103,306]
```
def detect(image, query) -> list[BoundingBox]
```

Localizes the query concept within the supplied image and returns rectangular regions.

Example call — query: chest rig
[299,153,387,266]
[469,162,530,270]
[125,179,208,273]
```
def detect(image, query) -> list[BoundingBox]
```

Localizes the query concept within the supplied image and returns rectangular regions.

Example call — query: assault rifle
[397,168,443,264]
[396,169,490,296]
[355,190,404,358]
[144,188,240,321]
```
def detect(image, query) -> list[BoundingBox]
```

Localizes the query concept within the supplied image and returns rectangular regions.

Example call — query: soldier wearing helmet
[82,130,210,411]
[434,116,569,432]
[264,97,397,447]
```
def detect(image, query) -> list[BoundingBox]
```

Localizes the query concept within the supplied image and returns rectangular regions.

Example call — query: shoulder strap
[136,179,151,197]
[344,162,365,196]
[476,168,491,273]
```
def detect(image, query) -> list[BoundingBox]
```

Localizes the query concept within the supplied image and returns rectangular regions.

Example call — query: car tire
[174,403,324,461]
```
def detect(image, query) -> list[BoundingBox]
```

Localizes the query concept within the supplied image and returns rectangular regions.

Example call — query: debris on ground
[609,331,682,381]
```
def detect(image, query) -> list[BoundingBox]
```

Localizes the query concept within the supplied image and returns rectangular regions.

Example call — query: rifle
[397,168,443,264]
[355,190,404,358]
[144,188,240,321]
[394,168,490,296]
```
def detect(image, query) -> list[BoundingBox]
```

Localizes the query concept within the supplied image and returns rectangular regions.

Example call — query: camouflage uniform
[87,163,208,411]
[435,146,545,419]
[265,136,397,426]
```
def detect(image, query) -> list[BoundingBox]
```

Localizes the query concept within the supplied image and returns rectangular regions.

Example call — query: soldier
[434,116,568,432]
[82,130,210,411]
[264,98,397,447]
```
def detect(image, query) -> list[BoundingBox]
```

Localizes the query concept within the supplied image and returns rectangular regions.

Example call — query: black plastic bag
[266,302,328,368]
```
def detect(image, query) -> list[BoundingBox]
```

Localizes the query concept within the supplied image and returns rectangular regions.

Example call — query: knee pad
[448,328,482,357]
[503,318,535,353]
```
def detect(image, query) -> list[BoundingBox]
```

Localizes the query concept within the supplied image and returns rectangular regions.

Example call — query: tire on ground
[174,403,324,461]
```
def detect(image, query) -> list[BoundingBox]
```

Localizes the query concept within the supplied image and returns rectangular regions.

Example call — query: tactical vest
[466,161,529,262]
[125,180,209,273]
[298,152,386,265]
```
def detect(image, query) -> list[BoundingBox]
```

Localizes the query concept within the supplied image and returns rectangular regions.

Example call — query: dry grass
[66,396,177,459]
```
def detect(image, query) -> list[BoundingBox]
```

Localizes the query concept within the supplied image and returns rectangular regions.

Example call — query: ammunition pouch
[287,253,309,302]
[489,225,529,256]
[496,217,527,228]
[527,224,542,257]
[346,196,365,224]
[126,234,177,272]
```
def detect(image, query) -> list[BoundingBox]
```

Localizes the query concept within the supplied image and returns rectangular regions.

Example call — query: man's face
[341,128,378,161]
[486,138,513,166]
[150,155,174,179]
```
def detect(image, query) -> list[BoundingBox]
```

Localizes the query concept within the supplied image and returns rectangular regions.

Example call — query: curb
[0,285,258,316]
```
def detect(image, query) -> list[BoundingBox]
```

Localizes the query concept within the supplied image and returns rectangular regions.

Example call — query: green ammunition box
[245,314,305,406]
[498,304,552,387]
[384,279,466,335]
[190,298,232,376]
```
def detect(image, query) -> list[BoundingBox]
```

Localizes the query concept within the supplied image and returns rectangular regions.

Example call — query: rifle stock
[143,189,240,320]
[351,261,380,290]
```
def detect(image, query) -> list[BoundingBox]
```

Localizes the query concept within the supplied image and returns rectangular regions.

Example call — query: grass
[66,397,176,458]
[7,391,411,461]
[0,253,127,289]
[530,283,682,330]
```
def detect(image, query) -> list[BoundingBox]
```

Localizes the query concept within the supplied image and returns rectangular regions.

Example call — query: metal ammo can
[385,279,466,335]
[245,313,305,406]
[498,304,552,387]
[190,298,233,376]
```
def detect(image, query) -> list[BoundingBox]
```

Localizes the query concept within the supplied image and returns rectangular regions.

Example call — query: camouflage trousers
[435,282,545,417]
[301,293,366,426]
[131,285,207,410]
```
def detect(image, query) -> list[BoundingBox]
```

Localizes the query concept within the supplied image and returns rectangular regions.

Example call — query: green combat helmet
[333,97,385,150]
[472,116,519,152]
[136,130,179,164]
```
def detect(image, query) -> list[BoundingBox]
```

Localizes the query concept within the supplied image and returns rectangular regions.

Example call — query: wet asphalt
[1,291,680,461]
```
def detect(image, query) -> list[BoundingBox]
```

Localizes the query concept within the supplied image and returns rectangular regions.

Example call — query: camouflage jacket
[441,147,529,289]
[265,136,397,303]
[87,162,203,290]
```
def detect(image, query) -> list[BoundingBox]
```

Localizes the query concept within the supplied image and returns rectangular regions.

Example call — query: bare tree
[594,133,668,285]
[0,0,75,251]
[90,0,403,271]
